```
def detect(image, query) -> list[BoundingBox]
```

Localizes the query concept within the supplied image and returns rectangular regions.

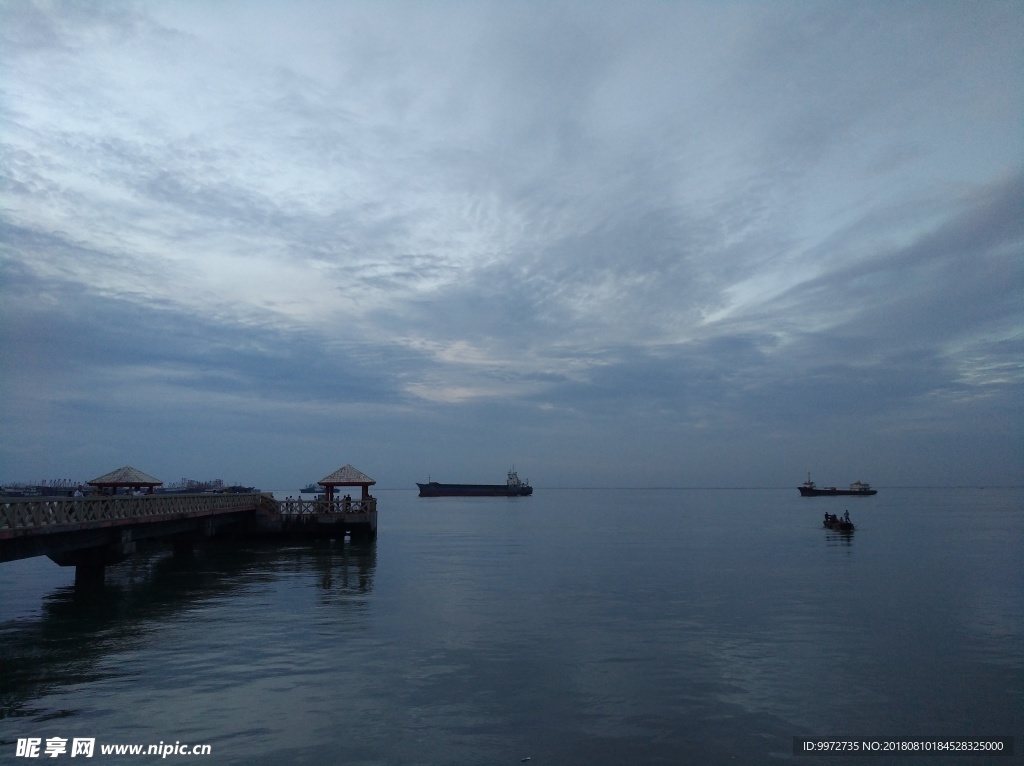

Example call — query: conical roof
[318,464,375,486]
[87,465,163,486]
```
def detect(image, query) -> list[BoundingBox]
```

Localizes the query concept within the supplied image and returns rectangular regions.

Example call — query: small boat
[823,512,855,532]
[799,473,877,496]
[417,468,533,497]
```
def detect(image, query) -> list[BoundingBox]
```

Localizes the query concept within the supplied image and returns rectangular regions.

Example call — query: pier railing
[276,497,377,516]
[0,493,263,533]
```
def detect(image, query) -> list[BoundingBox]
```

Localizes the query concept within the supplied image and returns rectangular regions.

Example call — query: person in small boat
[843,510,850,523]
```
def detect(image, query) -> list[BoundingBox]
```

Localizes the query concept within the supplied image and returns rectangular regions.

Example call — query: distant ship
[1,481,79,497]
[799,473,877,496]
[300,483,319,493]
[417,469,533,497]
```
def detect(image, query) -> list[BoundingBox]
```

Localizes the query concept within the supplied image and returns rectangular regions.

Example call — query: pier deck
[0,492,377,582]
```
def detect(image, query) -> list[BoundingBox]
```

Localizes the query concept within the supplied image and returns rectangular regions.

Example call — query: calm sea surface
[1,488,1021,765]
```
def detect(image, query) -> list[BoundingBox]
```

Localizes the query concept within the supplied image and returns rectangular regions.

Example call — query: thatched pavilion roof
[318,464,375,487]
[87,465,163,487]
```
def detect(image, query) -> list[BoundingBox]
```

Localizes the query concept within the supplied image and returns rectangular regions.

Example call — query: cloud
[1,0,1021,487]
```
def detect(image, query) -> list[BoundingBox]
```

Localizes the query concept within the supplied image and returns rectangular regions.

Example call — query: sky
[1,0,1021,490]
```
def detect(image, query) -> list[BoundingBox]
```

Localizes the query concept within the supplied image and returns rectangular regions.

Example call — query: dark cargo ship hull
[799,487,877,496]
[417,483,533,497]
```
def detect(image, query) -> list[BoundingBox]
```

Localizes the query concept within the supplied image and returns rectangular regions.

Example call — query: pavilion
[318,464,375,503]
[87,466,163,495]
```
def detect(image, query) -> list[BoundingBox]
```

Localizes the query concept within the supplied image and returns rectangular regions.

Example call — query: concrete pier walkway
[0,492,377,584]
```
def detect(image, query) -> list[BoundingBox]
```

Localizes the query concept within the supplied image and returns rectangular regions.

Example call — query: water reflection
[823,529,854,547]
[312,539,376,596]
[0,539,376,723]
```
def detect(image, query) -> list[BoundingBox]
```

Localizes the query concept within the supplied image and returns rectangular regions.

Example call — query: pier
[1,464,378,584]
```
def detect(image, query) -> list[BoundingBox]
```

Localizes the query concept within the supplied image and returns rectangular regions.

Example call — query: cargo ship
[417,468,533,497]
[799,473,877,496]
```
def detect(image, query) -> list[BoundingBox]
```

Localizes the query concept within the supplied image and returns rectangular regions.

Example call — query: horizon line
[366,484,1023,491]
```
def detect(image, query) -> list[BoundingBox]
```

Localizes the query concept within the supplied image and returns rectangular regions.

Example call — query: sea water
[1,488,1021,764]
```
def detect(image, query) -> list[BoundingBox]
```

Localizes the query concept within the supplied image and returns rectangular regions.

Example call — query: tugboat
[799,473,877,496]
[417,468,533,497]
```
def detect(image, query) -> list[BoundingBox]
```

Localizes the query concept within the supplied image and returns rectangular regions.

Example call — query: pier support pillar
[171,518,217,557]
[49,530,136,585]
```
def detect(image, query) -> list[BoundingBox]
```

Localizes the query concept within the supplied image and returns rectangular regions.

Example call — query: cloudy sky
[1,0,1021,489]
